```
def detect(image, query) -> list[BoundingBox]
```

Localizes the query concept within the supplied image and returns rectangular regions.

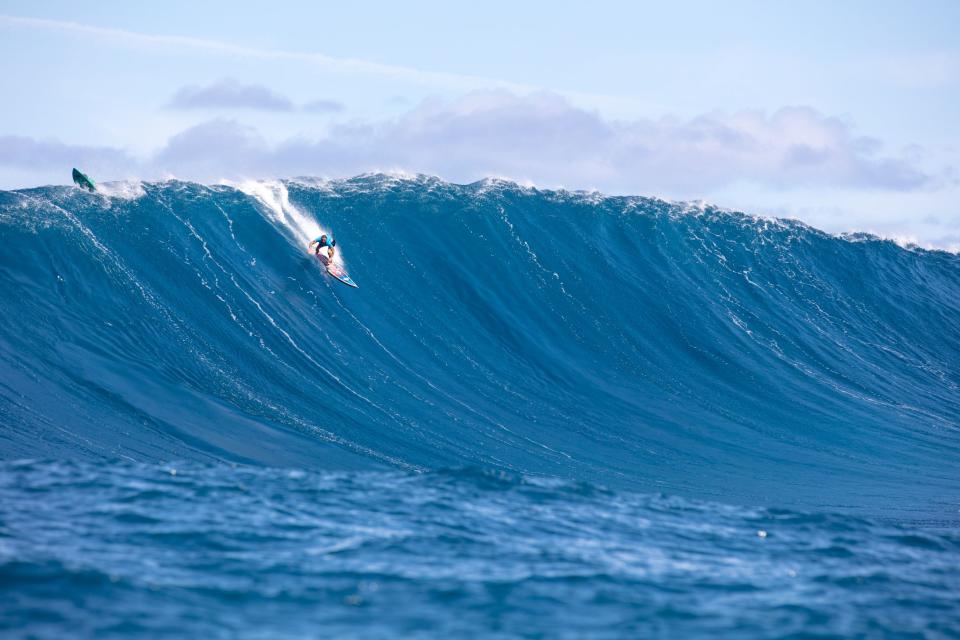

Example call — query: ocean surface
[1,175,959,637]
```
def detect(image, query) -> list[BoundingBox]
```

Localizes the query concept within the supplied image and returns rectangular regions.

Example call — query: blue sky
[1,1,958,246]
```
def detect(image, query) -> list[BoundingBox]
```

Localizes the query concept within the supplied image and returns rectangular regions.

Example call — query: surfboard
[316,253,358,288]
[72,168,96,192]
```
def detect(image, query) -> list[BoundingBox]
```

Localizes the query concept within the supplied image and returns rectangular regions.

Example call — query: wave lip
[0,175,958,514]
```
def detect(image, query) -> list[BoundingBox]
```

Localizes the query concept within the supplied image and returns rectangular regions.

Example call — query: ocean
[1,175,958,637]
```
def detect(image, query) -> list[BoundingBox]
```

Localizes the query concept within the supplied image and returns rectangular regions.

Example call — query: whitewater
[1,174,959,638]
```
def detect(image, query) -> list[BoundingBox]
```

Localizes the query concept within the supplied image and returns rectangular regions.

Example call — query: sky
[1,1,958,246]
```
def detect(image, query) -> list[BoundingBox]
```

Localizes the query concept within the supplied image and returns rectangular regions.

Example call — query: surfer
[309,232,356,287]
[309,234,335,256]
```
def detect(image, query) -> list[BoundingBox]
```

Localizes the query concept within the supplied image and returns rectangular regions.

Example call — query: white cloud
[165,81,346,113]
[1,91,939,192]
[154,120,267,177]
[0,91,937,193]
[147,91,932,193]
[0,89,949,198]
[0,135,135,178]
[168,79,295,111]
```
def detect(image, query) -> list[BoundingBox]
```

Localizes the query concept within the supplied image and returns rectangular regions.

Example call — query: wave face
[1,175,959,513]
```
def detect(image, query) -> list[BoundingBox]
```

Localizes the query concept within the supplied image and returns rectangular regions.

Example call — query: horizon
[1,1,958,246]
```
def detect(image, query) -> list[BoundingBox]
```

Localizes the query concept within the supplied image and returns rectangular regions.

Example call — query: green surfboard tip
[72,168,96,192]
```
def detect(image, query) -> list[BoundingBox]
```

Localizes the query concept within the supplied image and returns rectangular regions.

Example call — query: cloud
[386,92,928,191]
[149,91,932,192]
[1,91,938,195]
[167,78,295,111]
[0,135,134,176]
[303,99,345,113]
[154,119,271,178]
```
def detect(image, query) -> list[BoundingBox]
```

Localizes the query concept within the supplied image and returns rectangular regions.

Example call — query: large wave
[1,175,958,514]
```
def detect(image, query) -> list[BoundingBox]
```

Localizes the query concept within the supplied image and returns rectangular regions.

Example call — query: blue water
[1,175,959,637]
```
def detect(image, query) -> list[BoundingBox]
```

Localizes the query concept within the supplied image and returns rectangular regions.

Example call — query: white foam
[839,230,960,254]
[97,180,147,201]
[228,179,348,265]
